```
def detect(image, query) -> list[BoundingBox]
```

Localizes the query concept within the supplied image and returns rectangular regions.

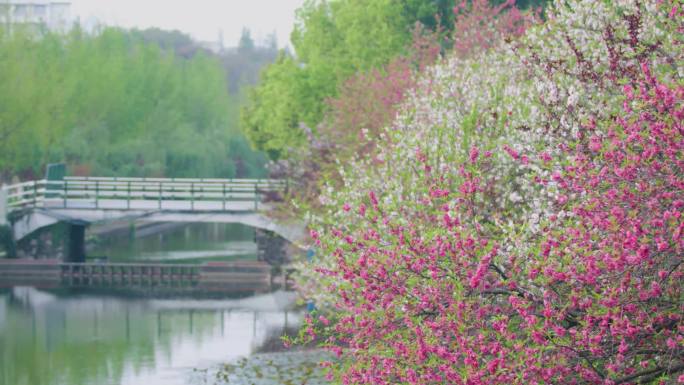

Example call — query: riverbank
[198,349,331,385]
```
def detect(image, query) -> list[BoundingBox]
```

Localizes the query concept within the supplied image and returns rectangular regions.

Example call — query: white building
[0,1,71,33]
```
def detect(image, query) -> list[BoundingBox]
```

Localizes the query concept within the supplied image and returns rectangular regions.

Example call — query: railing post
[0,188,7,226]
[222,183,226,211]
[254,180,259,211]
[95,180,99,209]
[158,181,162,210]
[33,181,38,207]
[63,180,67,208]
[190,182,194,210]
[127,181,131,209]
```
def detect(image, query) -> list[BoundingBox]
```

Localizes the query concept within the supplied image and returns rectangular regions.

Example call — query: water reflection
[0,287,302,385]
[89,223,257,263]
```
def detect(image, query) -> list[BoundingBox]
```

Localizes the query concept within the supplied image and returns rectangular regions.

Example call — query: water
[0,222,328,385]
[89,222,258,263]
[0,288,308,385]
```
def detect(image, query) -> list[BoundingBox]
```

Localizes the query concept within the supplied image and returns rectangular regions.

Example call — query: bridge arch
[2,177,306,262]
[11,208,305,245]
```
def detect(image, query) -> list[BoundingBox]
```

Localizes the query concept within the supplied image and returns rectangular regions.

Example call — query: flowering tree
[268,0,538,219]
[452,0,534,57]
[262,25,442,217]
[322,25,441,161]
[524,64,684,385]
[312,52,683,385]
[298,0,684,383]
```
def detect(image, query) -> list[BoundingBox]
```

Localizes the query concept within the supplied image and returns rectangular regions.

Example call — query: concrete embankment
[0,259,275,295]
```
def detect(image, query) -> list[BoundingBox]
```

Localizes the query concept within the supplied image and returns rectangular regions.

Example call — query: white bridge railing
[1,177,287,213]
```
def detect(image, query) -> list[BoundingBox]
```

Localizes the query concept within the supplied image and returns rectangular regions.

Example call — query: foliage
[0,26,270,180]
[242,0,465,160]
[322,25,442,160]
[451,0,535,57]
[263,0,539,221]
[208,351,332,384]
[402,0,456,36]
[241,53,308,160]
[299,0,684,383]
[263,25,443,216]
[241,0,554,162]
[130,27,197,56]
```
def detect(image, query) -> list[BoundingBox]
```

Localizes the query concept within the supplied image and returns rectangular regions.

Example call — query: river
[0,222,328,385]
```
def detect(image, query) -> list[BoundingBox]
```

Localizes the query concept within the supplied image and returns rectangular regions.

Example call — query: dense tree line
[241,0,547,218]
[241,0,550,160]
[241,0,453,160]
[0,25,274,180]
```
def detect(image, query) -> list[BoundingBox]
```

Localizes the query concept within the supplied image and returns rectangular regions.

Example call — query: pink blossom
[503,144,520,160]
[470,146,480,162]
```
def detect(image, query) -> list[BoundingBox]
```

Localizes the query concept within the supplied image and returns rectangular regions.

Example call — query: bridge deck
[42,198,259,212]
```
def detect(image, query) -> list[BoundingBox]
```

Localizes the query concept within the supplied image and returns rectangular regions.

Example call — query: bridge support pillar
[67,223,87,263]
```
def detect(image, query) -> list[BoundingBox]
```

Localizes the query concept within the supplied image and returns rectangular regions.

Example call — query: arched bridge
[1,177,306,262]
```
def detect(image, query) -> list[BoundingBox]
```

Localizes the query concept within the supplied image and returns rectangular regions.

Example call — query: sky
[69,0,306,48]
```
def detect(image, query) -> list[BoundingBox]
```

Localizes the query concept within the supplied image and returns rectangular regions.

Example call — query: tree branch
[614,362,684,384]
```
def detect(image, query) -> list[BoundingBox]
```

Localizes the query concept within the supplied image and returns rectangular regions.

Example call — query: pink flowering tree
[526,64,684,384]
[307,51,683,385]
[452,0,534,57]
[296,1,684,384]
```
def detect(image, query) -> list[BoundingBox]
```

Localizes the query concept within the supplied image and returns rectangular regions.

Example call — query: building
[0,1,71,34]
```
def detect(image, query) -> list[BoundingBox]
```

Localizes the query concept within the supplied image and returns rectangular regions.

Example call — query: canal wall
[0,258,61,288]
[0,259,274,294]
